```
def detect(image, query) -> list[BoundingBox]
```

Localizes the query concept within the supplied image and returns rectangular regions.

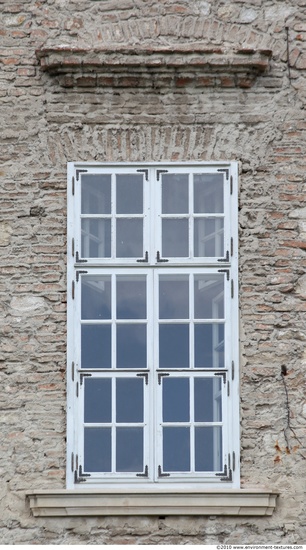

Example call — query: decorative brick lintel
[35,45,272,87]
[26,488,278,517]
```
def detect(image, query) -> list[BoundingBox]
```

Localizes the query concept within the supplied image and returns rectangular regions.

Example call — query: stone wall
[0,0,305,544]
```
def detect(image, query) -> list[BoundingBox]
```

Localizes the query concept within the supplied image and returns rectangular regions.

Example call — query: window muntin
[68,163,238,486]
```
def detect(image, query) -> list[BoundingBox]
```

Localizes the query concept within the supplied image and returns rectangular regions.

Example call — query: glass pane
[116,428,143,472]
[194,275,224,319]
[163,378,189,422]
[162,219,189,257]
[194,378,222,422]
[81,325,111,369]
[116,219,143,258]
[162,174,189,214]
[116,174,143,214]
[195,323,224,368]
[116,378,143,423]
[163,427,190,472]
[117,276,146,319]
[82,276,111,320]
[117,324,146,369]
[159,275,189,319]
[159,324,189,368]
[81,174,111,214]
[195,427,222,472]
[84,378,111,423]
[194,218,224,258]
[84,427,111,472]
[81,219,111,258]
[194,174,224,213]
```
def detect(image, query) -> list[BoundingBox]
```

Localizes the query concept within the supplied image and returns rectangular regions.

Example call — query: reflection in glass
[195,427,222,472]
[117,276,146,319]
[116,428,143,472]
[163,427,190,471]
[159,324,189,368]
[163,378,189,422]
[116,219,143,258]
[194,275,224,319]
[159,275,189,319]
[82,276,111,320]
[117,324,146,368]
[81,325,111,369]
[195,323,224,368]
[84,427,111,472]
[162,174,189,214]
[81,174,111,214]
[162,219,189,257]
[81,218,111,258]
[116,174,143,214]
[194,174,224,213]
[84,378,112,423]
[194,378,222,422]
[194,218,224,258]
[116,378,143,423]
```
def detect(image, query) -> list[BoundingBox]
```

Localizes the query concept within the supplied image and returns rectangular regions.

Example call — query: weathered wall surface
[0,0,306,544]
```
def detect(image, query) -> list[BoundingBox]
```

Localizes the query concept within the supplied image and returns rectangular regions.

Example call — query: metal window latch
[137,251,148,263]
[156,251,168,263]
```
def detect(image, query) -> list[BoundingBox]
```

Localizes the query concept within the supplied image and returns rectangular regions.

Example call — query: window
[67,163,239,488]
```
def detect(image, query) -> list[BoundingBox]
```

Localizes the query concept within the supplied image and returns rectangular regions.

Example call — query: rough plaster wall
[0,0,306,544]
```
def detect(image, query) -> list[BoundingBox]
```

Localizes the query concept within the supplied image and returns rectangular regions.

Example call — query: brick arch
[90,15,275,52]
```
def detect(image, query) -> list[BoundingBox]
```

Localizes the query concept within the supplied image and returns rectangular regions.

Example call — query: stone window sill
[26,488,278,517]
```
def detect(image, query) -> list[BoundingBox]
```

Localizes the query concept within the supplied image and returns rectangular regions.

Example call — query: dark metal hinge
[72,238,75,257]
[136,169,149,181]
[231,360,234,381]
[137,372,148,385]
[156,169,168,181]
[71,452,74,473]
[137,251,148,263]
[136,465,149,477]
[71,361,75,382]
[72,280,75,299]
[217,168,229,181]
[218,269,230,281]
[158,465,170,478]
[227,380,230,397]
[231,279,234,298]
[217,250,229,263]
[156,251,169,263]
[230,175,233,194]
[76,169,88,181]
[72,176,75,196]
[230,238,233,256]
[158,372,170,385]
[232,451,236,472]
[76,381,79,397]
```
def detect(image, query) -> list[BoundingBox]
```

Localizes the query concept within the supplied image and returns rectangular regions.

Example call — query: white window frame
[67,162,239,490]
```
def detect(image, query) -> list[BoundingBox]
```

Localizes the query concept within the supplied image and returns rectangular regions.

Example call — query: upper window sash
[68,164,236,266]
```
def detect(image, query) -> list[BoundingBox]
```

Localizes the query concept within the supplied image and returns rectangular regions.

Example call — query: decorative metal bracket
[75,251,87,263]
[158,372,170,385]
[136,169,149,181]
[136,465,149,478]
[217,168,229,180]
[74,465,91,483]
[156,251,168,263]
[137,251,148,263]
[76,169,88,181]
[158,465,170,478]
[136,372,149,385]
[218,268,230,281]
[217,250,230,263]
[156,170,168,181]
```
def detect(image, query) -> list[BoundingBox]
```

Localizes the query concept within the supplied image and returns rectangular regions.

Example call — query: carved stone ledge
[36,45,272,88]
[26,488,278,517]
